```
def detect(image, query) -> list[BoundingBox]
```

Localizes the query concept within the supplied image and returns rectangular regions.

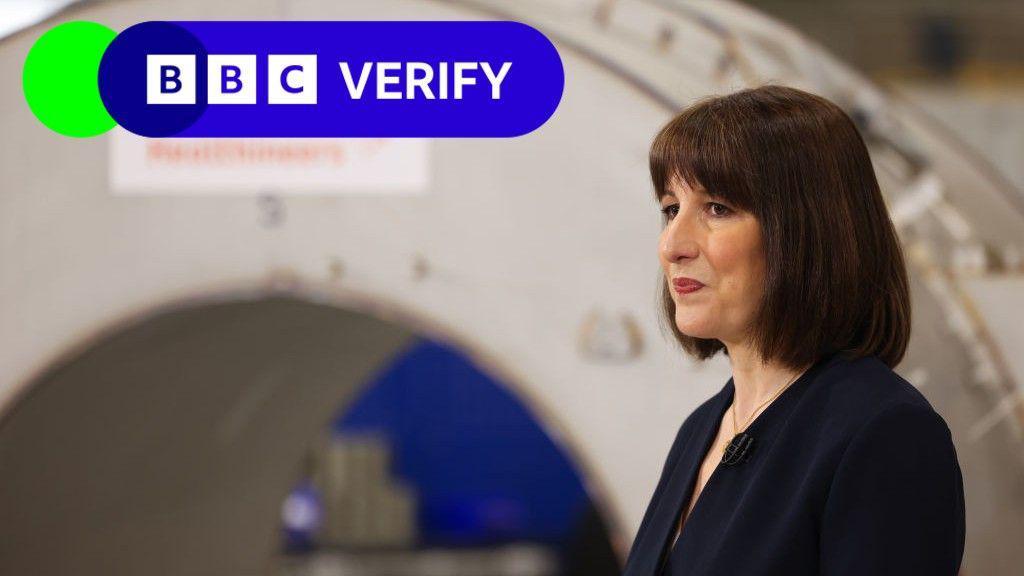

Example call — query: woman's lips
[673,277,705,294]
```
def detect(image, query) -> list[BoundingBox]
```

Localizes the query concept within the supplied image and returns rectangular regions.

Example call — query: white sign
[108,128,430,195]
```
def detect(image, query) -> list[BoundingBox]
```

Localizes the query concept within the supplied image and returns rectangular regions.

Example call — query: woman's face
[658,176,765,346]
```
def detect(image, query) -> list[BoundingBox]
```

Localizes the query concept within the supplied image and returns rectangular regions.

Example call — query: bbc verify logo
[147,55,513,105]
[24,20,563,137]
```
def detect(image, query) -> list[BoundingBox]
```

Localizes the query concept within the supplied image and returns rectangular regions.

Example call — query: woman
[622,85,966,576]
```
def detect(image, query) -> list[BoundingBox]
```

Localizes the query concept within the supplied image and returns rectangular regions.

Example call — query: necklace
[720,368,806,464]
[665,367,808,556]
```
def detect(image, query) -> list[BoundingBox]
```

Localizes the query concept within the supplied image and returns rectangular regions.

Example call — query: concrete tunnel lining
[0,296,423,574]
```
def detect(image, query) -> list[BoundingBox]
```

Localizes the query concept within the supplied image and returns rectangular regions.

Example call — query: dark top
[622,351,966,576]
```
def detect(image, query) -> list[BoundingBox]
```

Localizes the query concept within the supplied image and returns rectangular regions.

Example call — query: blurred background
[1,1,1022,575]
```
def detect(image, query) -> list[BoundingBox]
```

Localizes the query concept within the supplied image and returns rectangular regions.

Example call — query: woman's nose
[660,215,700,264]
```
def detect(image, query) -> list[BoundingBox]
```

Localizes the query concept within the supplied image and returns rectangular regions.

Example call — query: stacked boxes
[318,434,417,548]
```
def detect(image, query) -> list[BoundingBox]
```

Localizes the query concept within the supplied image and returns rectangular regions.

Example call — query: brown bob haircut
[651,84,910,369]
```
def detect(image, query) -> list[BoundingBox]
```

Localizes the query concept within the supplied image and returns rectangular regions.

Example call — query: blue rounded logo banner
[98,21,565,138]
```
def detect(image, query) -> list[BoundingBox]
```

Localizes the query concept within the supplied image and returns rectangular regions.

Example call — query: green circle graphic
[22,21,117,138]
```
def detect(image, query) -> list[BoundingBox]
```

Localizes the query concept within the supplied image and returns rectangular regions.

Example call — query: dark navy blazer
[622,351,966,576]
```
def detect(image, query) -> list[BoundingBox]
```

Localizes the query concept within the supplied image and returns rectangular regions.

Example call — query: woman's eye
[661,204,679,220]
[707,202,732,217]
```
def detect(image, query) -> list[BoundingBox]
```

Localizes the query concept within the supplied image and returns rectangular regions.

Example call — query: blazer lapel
[625,380,733,576]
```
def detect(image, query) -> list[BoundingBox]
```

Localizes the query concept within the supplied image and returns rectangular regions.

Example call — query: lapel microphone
[722,432,755,466]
